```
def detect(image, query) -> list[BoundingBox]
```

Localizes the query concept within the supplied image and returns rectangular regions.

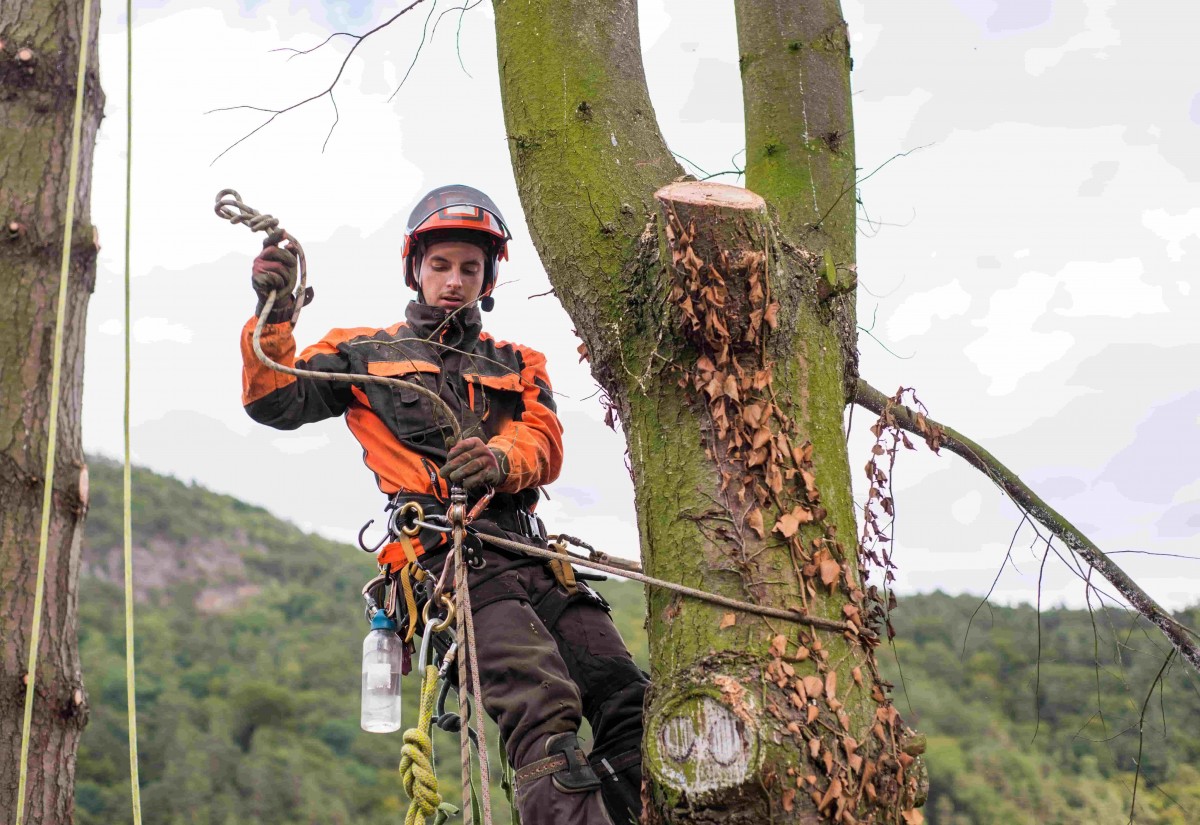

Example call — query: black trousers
[424,524,646,824]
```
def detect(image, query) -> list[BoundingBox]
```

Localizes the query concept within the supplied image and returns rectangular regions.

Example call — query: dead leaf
[852,667,863,687]
[802,675,823,698]
[719,612,736,630]
[901,809,925,825]
[747,507,765,539]
[763,302,780,330]
[825,671,838,700]
[809,738,821,759]
[782,788,795,813]
[576,342,589,363]
[819,558,840,587]
[769,634,787,658]
[774,512,801,539]
[807,704,819,724]
[818,777,843,812]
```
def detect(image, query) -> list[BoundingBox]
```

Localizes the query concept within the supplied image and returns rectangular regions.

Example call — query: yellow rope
[399,664,445,825]
[14,0,95,822]
[123,0,143,819]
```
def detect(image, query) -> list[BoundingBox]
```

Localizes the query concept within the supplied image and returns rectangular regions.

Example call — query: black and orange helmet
[403,184,511,311]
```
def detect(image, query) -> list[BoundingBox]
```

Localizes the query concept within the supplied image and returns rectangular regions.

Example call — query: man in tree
[238,184,646,824]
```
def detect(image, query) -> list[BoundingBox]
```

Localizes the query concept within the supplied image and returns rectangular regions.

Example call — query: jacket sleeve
[240,316,355,429]
[487,345,564,493]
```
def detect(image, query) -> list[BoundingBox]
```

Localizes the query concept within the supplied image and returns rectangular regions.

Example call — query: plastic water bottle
[361,611,403,733]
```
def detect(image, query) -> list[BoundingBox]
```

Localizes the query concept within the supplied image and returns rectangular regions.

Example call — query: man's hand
[251,238,299,304]
[440,437,506,491]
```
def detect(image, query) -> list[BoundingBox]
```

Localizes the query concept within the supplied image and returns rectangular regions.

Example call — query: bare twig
[208,0,452,164]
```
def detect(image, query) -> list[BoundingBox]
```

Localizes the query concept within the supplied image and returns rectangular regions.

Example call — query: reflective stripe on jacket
[240,301,563,497]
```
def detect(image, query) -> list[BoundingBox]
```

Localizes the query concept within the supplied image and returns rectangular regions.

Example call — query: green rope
[14,0,96,822]
[123,0,143,820]
[400,665,456,825]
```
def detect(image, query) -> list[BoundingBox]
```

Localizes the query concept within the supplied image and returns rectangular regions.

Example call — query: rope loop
[399,664,449,825]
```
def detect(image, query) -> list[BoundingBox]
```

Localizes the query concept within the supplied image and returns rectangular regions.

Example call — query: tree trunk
[735,0,859,397]
[0,1,103,821]
[493,0,923,821]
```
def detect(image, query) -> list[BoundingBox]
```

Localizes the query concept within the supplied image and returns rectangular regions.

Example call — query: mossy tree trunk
[493,0,922,821]
[0,1,103,821]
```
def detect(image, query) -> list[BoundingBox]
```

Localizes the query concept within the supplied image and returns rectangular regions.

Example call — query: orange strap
[379,534,425,572]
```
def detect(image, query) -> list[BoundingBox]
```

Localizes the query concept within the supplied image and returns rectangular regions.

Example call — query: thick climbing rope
[122,0,144,820]
[399,664,445,825]
[450,502,493,825]
[477,533,857,634]
[14,1,96,822]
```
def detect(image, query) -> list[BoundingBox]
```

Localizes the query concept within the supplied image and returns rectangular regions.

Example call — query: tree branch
[854,378,1200,676]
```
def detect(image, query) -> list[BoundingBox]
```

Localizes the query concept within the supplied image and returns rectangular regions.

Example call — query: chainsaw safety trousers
[439,530,646,825]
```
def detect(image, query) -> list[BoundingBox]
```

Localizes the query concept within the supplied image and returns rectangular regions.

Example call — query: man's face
[417,241,487,311]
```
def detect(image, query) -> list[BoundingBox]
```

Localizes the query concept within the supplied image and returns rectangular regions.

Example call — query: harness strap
[512,750,584,789]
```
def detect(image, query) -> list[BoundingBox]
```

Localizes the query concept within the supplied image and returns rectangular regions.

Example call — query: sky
[84,0,1200,612]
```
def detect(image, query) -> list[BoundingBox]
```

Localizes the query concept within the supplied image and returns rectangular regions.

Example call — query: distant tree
[0,0,103,821]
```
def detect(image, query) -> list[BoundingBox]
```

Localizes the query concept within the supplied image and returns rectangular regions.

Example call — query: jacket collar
[404,301,483,351]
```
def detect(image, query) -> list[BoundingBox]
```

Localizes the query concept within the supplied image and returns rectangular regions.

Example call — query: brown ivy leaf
[818,777,842,811]
[752,427,772,450]
[577,342,589,363]
[747,507,765,539]
[719,612,737,630]
[774,512,801,539]
[825,671,838,700]
[802,675,823,698]
[764,302,780,329]
[807,704,819,724]
[808,738,821,759]
[819,558,840,588]
[769,634,788,658]
[852,667,863,687]
[901,810,925,825]
[723,373,740,403]
[782,788,795,813]
[696,354,716,374]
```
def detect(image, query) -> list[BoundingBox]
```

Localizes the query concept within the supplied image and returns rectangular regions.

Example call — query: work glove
[440,437,507,491]
[251,234,311,321]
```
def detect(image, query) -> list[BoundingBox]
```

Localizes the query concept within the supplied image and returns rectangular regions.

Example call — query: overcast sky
[85,0,1200,611]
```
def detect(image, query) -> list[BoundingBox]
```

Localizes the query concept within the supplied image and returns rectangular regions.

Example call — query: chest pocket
[464,372,525,441]
[366,360,450,446]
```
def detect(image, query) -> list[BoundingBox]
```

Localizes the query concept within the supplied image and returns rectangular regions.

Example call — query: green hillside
[76,457,1198,824]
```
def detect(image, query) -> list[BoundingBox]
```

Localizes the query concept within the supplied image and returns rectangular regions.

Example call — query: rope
[399,665,447,825]
[476,532,857,634]
[212,191,463,444]
[452,515,494,825]
[122,0,143,820]
[14,0,96,821]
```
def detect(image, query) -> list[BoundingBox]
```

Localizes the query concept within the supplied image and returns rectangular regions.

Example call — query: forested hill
[76,457,1199,824]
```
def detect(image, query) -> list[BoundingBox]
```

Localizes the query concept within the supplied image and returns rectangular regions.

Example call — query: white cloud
[1142,207,1200,262]
[963,272,1074,395]
[1053,258,1166,318]
[886,279,971,341]
[1024,0,1119,76]
[133,317,193,344]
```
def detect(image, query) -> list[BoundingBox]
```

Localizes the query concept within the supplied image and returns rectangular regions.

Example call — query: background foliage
[76,458,1198,824]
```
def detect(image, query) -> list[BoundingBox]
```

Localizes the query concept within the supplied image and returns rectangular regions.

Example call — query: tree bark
[493,2,923,821]
[0,1,103,821]
[735,0,859,395]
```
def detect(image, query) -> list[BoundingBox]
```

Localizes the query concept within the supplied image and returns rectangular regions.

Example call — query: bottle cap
[370,610,399,631]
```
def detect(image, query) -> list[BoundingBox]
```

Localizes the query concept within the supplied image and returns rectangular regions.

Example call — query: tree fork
[640,182,924,823]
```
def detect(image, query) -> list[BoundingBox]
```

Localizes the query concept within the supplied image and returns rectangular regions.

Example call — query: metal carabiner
[357,519,390,553]
[389,501,426,537]
[422,593,456,633]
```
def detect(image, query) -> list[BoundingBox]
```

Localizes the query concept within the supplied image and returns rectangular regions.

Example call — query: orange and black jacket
[241,301,563,507]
